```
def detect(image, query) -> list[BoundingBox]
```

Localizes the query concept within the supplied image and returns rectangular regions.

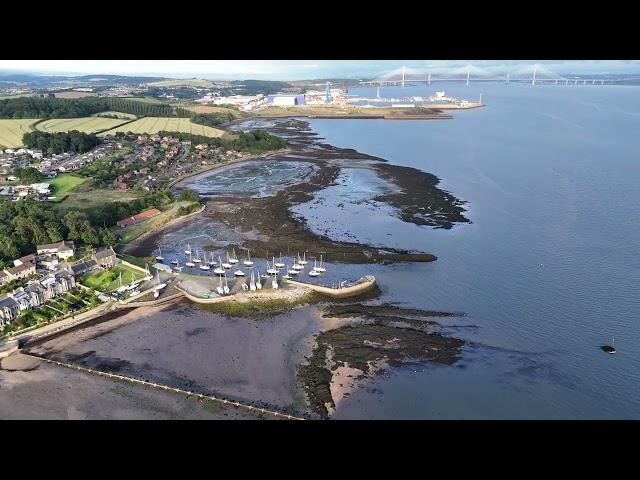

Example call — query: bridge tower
[376,84,380,99]
[466,69,470,86]
[506,71,510,83]
[402,66,406,87]
[325,82,332,104]
[532,66,537,86]
[428,72,431,85]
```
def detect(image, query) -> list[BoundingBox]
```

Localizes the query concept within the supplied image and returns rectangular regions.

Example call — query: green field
[147,79,214,88]
[80,264,146,292]
[100,117,224,138]
[47,174,88,201]
[56,184,142,212]
[0,119,38,148]
[36,117,131,134]
[91,111,137,119]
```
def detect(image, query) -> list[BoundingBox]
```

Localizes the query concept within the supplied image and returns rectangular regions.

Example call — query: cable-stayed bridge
[360,65,609,86]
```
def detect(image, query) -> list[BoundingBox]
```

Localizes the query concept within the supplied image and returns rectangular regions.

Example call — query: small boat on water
[207,252,216,266]
[229,249,239,264]
[601,338,616,354]
[308,269,321,277]
[243,250,254,267]
[274,254,285,269]
[298,252,308,265]
[222,252,232,269]
[184,243,192,255]
[255,269,262,289]
[267,258,278,275]
[234,269,246,277]
[283,265,292,280]
[200,262,210,271]
[193,251,202,264]
[287,264,299,275]
[223,276,230,295]
[314,254,326,272]
[156,247,164,262]
[185,251,195,268]
[170,259,179,265]
[213,256,226,275]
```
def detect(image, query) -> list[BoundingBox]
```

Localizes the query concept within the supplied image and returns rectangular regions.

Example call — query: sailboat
[249,271,256,291]
[216,275,224,295]
[292,257,304,271]
[267,258,278,275]
[207,252,216,266]
[154,271,167,291]
[229,248,239,264]
[193,250,202,264]
[271,272,279,289]
[602,338,616,354]
[274,254,285,269]
[184,243,192,255]
[298,252,308,265]
[243,250,254,266]
[213,256,226,275]
[222,253,232,269]
[223,275,230,295]
[309,259,321,277]
[234,268,246,277]
[255,269,262,289]
[314,254,326,272]
[282,265,292,280]
[287,263,299,275]
[173,260,182,272]
[170,258,179,265]
[185,251,195,268]
[199,260,210,271]
[156,247,164,262]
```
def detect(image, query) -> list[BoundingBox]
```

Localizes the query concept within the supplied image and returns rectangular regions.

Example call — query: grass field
[47,174,88,201]
[80,264,145,292]
[56,184,142,212]
[188,105,244,117]
[36,117,131,134]
[100,117,224,137]
[54,91,97,99]
[0,119,39,148]
[147,79,214,88]
[91,111,137,119]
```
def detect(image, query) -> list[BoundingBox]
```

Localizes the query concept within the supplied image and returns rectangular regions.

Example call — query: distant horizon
[1,60,640,81]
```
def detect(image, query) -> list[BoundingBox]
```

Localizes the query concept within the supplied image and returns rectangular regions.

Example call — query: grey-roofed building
[37,240,75,260]
[68,259,97,277]
[0,295,19,325]
[93,247,116,268]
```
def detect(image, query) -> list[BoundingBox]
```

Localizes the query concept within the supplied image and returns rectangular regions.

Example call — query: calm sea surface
[305,83,640,419]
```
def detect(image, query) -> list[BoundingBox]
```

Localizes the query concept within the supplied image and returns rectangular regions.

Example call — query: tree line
[190,112,236,128]
[0,97,193,119]
[22,130,101,154]
[0,188,175,266]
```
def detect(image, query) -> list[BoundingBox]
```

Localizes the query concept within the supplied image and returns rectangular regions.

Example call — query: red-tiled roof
[116,208,161,227]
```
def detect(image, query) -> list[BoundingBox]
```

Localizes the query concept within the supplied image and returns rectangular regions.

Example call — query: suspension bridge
[360,64,610,87]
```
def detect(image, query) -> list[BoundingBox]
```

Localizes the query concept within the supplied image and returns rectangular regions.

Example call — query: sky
[1,60,639,80]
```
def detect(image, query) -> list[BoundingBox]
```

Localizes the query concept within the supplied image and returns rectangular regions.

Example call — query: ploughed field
[99,117,224,138]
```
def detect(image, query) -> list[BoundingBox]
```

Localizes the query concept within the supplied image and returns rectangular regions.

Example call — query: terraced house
[0,295,19,325]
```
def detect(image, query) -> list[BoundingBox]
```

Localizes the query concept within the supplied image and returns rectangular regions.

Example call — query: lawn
[47,174,88,201]
[0,119,38,148]
[36,117,131,134]
[80,264,146,292]
[99,117,224,138]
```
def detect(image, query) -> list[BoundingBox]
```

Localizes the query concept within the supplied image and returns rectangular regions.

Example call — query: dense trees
[22,130,101,154]
[190,113,235,127]
[0,97,192,119]
[178,189,200,202]
[12,167,43,184]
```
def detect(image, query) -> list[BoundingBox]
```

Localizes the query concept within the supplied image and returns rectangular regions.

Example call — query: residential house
[37,240,75,260]
[93,247,117,268]
[0,295,19,325]
[68,259,98,277]
[6,262,36,281]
